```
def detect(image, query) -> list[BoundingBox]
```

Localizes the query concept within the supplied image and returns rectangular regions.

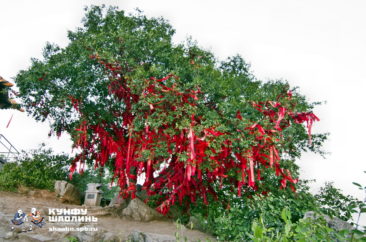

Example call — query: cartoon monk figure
[11,209,27,231]
[29,208,45,228]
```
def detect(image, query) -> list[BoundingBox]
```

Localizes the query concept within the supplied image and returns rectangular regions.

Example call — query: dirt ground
[0,191,216,241]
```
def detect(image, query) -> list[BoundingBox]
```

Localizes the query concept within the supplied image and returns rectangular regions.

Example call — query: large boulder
[122,198,163,222]
[128,230,176,242]
[303,211,354,231]
[54,180,81,205]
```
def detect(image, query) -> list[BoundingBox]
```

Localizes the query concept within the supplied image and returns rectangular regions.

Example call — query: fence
[0,134,19,163]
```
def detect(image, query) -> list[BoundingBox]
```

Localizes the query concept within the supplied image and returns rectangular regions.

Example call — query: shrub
[0,145,70,191]
[249,208,365,242]
[189,179,318,241]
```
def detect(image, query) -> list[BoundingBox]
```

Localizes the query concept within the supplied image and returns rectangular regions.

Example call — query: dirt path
[0,191,215,241]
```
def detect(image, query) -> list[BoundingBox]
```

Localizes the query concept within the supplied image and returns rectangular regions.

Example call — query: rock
[102,232,123,241]
[3,231,17,240]
[75,231,95,241]
[54,180,65,195]
[122,198,163,222]
[18,233,54,241]
[71,230,106,242]
[303,211,354,231]
[128,230,176,242]
[54,180,81,205]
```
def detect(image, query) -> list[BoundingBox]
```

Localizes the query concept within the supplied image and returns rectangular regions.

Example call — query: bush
[188,179,318,241]
[187,179,366,241]
[249,208,365,242]
[0,145,70,191]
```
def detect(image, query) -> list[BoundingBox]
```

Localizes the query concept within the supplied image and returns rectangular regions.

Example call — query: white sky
[1,0,366,220]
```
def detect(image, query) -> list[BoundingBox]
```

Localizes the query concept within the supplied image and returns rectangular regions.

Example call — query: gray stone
[18,233,54,241]
[122,198,163,222]
[54,180,66,195]
[303,211,354,231]
[54,180,81,205]
[77,232,94,241]
[102,232,123,241]
[71,229,107,242]
[4,231,17,239]
[128,230,176,242]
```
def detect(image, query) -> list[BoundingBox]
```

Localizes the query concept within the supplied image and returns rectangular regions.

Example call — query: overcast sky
[1,0,365,214]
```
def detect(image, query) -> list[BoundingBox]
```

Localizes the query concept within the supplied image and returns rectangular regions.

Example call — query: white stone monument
[84,183,103,206]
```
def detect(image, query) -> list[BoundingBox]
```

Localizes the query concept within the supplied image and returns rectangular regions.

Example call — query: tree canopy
[15,6,326,213]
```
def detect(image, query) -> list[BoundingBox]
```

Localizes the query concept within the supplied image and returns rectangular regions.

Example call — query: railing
[0,134,19,163]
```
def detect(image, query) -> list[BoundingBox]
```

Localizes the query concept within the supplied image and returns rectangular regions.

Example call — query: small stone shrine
[84,183,103,206]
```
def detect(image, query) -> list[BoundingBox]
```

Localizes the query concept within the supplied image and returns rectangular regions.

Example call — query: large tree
[16,6,326,213]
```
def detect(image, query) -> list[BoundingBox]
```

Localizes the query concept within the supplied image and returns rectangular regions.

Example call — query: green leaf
[252,222,264,238]
[352,182,362,188]
[281,208,291,222]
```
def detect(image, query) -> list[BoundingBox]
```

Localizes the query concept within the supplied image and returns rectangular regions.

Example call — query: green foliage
[0,144,70,191]
[15,5,326,164]
[189,179,318,241]
[190,179,366,241]
[315,182,363,222]
[249,208,365,242]
[66,236,79,242]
